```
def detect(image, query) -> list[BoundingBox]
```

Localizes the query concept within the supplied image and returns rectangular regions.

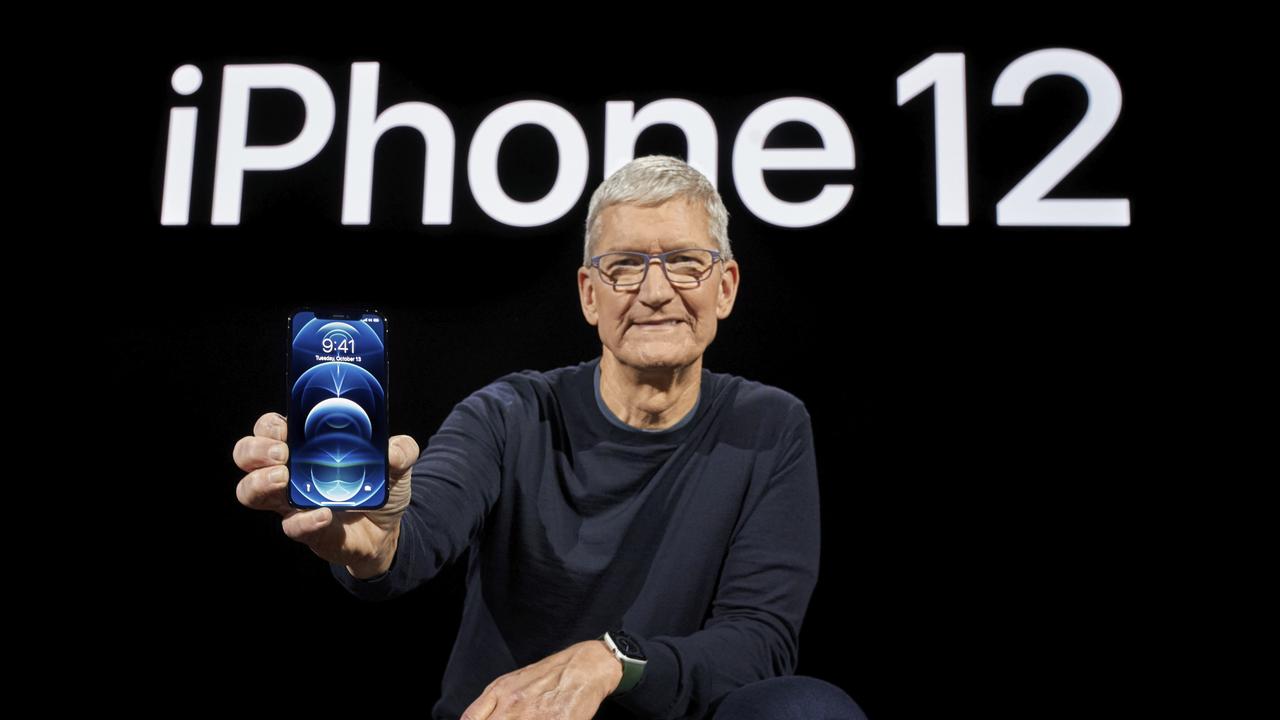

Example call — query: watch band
[599,629,647,695]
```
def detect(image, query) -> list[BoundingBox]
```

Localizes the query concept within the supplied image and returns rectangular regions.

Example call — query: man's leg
[708,675,868,720]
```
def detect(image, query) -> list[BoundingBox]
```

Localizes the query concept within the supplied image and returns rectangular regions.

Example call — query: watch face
[614,632,647,661]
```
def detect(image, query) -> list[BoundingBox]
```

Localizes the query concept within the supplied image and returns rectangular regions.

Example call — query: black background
[108,16,1181,719]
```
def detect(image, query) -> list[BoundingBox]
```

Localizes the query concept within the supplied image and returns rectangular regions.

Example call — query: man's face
[577,198,740,372]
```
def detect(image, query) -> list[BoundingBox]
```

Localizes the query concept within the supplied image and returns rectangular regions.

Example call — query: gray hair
[582,154,733,267]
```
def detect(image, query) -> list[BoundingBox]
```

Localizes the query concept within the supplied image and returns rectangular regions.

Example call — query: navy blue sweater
[329,355,820,720]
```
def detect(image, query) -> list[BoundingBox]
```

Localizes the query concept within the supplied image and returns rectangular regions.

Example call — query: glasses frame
[588,248,726,289]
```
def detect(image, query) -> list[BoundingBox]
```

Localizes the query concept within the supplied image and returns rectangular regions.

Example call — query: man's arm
[328,380,516,601]
[609,402,822,720]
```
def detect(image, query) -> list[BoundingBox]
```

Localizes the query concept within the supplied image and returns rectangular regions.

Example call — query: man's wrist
[346,528,400,579]
[599,629,647,695]
[595,639,625,693]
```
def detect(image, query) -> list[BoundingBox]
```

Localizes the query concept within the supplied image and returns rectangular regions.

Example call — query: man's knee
[711,675,868,720]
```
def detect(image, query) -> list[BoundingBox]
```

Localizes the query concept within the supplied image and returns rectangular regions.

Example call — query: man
[234,155,867,720]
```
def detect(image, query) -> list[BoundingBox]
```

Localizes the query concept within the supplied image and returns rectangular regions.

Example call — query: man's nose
[638,257,677,297]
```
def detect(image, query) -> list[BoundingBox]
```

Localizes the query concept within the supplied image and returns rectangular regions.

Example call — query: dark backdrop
[109,17,1170,720]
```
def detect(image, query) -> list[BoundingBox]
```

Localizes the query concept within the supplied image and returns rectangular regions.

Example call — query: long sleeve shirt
[329,355,821,720]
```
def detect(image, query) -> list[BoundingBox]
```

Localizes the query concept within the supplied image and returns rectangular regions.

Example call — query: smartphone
[285,307,390,510]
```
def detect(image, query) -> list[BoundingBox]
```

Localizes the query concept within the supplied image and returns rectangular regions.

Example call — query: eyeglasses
[588,248,725,289]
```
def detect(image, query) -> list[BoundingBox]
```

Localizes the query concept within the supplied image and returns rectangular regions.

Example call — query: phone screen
[286,308,389,510]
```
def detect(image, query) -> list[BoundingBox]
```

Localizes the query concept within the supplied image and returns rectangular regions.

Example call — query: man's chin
[611,348,699,371]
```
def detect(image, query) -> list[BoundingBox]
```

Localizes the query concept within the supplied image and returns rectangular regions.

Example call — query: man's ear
[716,260,740,320]
[578,267,599,326]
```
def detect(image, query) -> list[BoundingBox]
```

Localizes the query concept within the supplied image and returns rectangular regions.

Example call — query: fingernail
[270,444,286,461]
[270,467,285,483]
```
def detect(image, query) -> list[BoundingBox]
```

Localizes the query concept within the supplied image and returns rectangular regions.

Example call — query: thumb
[389,435,420,478]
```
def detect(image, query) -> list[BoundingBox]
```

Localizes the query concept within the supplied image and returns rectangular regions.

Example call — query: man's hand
[233,411,419,577]
[460,639,623,720]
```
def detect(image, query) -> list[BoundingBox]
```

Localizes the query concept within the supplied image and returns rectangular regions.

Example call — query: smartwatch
[599,628,648,695]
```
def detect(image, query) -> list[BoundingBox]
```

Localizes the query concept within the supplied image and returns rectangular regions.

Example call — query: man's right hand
[233,411,420,578]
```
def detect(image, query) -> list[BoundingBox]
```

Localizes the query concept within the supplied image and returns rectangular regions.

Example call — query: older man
[234,155,866,720]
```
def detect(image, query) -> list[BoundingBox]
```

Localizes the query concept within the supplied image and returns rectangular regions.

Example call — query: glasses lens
[664,249,714,284]
[599,253,647,285]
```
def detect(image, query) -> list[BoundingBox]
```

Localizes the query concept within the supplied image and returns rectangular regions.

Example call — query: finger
[254,412,287,441]
[281,507,334,542]
[388,435,420,479]
[233,434,289,473]
[235,464,291,515]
